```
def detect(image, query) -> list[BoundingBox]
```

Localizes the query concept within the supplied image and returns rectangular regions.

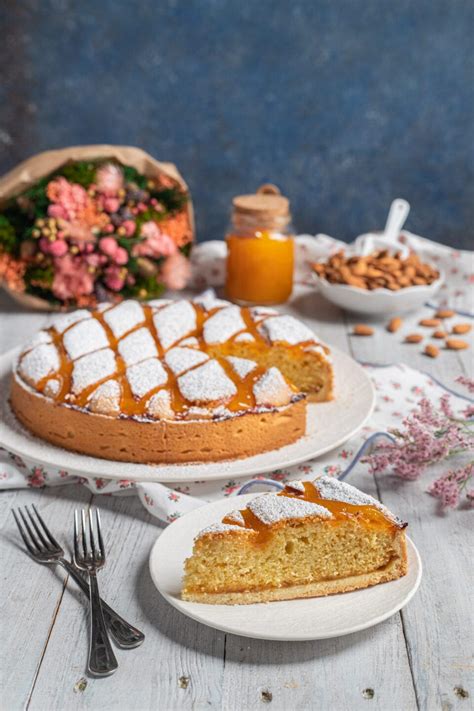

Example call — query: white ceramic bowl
[313,270,444,315]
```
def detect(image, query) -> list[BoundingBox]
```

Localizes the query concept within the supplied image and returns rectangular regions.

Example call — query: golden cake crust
[10,374,306,463]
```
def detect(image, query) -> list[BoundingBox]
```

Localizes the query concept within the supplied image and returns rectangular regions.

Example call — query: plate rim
[149,493,422,641]
[0,345,375,483]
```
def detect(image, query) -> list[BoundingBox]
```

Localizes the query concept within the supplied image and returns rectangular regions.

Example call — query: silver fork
[12,505,144,650]
[74,508,118,676]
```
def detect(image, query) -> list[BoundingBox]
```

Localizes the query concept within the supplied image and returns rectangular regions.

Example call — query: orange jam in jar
[225,184,294,305]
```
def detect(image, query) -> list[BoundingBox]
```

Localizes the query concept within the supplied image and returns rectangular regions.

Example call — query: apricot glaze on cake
[182,476,408,604]
[10,292,334,464]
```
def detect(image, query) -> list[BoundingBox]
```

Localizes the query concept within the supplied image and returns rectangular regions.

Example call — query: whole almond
[353,324,374,336]
[424,344,439,358]
[435,309,455,319]
[452,323,472,335]
[419,318,441,327]
[387,317,403,333]
[432,330,446,339]
[405,333,423,343]
[446,339,469,350]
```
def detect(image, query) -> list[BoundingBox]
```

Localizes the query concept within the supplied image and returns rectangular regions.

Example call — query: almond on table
[452,323,472,334]
[432,330,446,339]
[405,333,424,343]
[435,309,455,319]
[424,344,439,358]
[387,317,403,333]
[353,324,374,336]
[419,318,441,327]
[446,339,469,350]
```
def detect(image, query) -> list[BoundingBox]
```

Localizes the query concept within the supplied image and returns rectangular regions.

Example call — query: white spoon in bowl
[356,198,411,257]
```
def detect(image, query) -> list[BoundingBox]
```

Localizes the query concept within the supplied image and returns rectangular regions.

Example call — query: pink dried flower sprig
[428,463,474,509]
[364,395,474,508]
[456,376,474,394]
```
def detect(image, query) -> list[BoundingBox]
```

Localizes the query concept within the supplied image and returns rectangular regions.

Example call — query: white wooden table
[1,286,472,711]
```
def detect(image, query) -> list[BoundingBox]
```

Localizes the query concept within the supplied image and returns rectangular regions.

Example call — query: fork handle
[87,570,118,676]
[60,559,145,648]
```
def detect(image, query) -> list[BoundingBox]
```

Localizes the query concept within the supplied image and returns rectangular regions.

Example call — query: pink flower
[365,397,474,482]
[99,237,129,265]
[456,376,474,394]
[161,251,191,290]
[96,163,124,196]
[52,254,95,301]
[133,221,177,258]
[104,264,126,291]
[428,463,474,509]
[47,177,89,222]
[122,220,136,237]
[102,197,121,214]
[39,237,68,257]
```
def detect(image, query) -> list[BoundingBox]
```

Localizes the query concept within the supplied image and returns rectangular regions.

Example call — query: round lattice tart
[183,476,408,604]
[10,292,334,464]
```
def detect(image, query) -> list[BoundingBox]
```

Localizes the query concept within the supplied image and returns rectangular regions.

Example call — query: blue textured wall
[1,0,473,247]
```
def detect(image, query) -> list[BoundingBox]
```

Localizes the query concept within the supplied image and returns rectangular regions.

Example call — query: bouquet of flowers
[0,145,193,309]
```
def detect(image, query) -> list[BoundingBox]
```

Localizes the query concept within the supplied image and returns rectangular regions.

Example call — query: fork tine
[25,506,52,550]
[96,509,105,559]
[88,508,97,559]
[81,509,88,559]
[17,508,42,552]
[74,510,81,563]
[31,504,61,549]
[12,509,37,555]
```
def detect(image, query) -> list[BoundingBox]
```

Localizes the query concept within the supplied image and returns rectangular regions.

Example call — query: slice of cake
[182,476,408,604]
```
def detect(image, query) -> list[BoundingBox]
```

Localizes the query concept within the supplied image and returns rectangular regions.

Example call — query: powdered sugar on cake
[203,306,246,344]
[63,319,109,361]
[19,344,60,386]
[258,315,317,346]
[72,349,116,394]
[51,309,92,334]
[153,301,196,350]
[118,327,158,366]
[87,379,121,415]
[249,494,333,525]
[104,301,145,339]
[226,356,257,379]
[253,367,293,407]
[178,360,237,403]
[165,347,209,376]
[127,358,168,399]
[313,476,402,525]
[196,523,251,539]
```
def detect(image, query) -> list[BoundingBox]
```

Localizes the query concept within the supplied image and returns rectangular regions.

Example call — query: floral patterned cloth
[190,231,474,315]
[1,364,472,524]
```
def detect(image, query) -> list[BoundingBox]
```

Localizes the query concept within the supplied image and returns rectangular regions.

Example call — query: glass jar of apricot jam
[225,184,294,305]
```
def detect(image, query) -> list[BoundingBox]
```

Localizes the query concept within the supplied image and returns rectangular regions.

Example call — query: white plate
[149,494,422,641]
[0,346,375,483]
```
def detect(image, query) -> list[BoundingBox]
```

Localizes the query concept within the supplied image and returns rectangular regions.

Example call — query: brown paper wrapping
[0,145,194,311]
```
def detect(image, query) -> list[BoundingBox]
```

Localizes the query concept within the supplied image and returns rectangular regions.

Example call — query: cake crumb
[261,689,273,703]
[362,688,375,699]
[73,677,88,694]
[178,676,190,689]
[454,687,469,699]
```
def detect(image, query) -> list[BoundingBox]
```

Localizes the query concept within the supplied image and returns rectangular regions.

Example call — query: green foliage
[180,242,192,258]
[59,161,97,187]
[25,263,54,287]
[122,164,148,190]
[22,177,50,216]
[153,187,188,214]
[0,215,16,253]
[134,208,166,236]
[124,274,165,300]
